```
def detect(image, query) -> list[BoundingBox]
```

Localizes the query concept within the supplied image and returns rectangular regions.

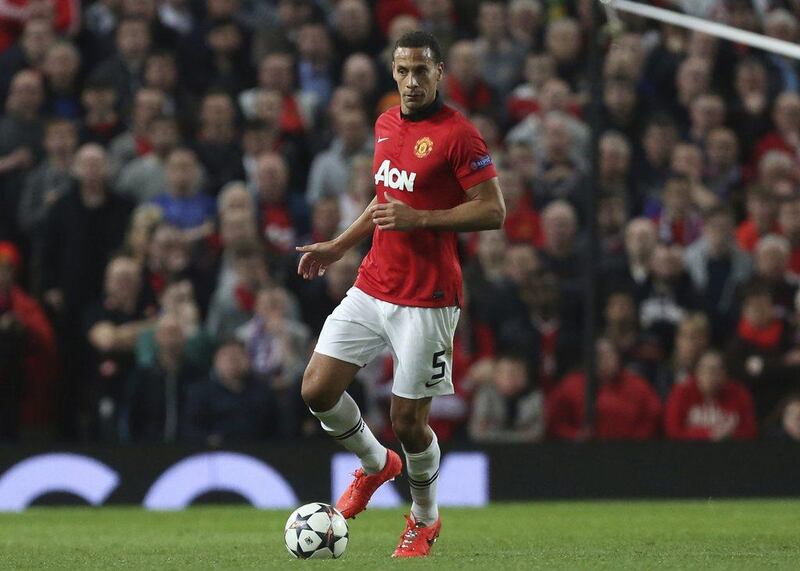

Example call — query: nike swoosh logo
[425,378,444,388]
[377,137,390,143]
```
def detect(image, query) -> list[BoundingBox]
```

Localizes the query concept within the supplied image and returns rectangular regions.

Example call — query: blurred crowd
[1,0,800,446]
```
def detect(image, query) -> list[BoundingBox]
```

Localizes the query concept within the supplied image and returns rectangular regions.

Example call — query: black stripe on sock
[333,418,364,440]
[407,469,439,488]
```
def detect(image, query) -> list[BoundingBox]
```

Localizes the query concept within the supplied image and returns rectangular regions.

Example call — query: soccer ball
[284,503,349,559]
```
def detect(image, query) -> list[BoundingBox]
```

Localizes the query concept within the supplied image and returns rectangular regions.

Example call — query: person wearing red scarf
[665,351,757,441]
[726,284,799,419]
[0,0,79,54]
[443,40,495,116]
[546,338,662,440]
[0,241,57,439]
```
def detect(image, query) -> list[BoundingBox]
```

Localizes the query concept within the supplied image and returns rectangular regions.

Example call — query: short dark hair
[393,31,443,63]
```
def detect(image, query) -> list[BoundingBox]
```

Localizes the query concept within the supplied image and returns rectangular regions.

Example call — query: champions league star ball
[284,503,349,559]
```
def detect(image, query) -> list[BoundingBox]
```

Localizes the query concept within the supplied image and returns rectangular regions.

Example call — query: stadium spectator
[206,242,269,340]
[0,68,45,239]
[41,40,81,120]
[544,18,582,89]
[237,285,309,433]
[0,241,57,440]
[469,352,543,443]
[497,168,542,248]
[753,92,800,168]
[767,393,800,441]
[295,22,335,106]
[729,57,772,160]
[684,206,753,342]
[688,93,726,146]
[648,177,703,247]
[143,50,195,132]
[546,338,662,441]
[529,112,586,211]
[599,79,641,142]
[444,40,496,118]
[252,151,303,255]
[498,268,580,394]
[655,312,711,398]
[237,285,309,389]
[474,0,525,97]
[506,52,556,125]
[633,115,679,204]
[117,115,180,203]
[183,340,281,444]
[135,279,211,372]
[193,90,243,194]
[737,186,779,252]
[726,283,800,419]
[749,234,798,316]
[83,255,154,440]
[306,107,372,205]
[42,144,133,319]
[17,117,77,289]
[597,131,633,203]
[92,17,152,112]
[0,18,53,99]
[703,127,744,205]
[341,53,382,118]
[463,229,509,314]
[122,312,205,443]
[602,290,654,380]
[78,78,124,147]
[108,87,167,168]
[665,350,757,441]
[240,52,312,134]
[602,217,658,298]
[539,200,582,295]
[597,192,628,270]
[330,0,381,59]
[638,243,698,357]
[151,147,215,237]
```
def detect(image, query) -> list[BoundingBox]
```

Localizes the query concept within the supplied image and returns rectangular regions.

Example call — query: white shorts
[314,287,460,399]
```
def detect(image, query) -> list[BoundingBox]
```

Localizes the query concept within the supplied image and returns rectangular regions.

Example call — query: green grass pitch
[1,500,799,570]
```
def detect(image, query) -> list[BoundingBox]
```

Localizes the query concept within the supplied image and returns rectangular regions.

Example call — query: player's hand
[370,194,421,231]
[295,240,344,280]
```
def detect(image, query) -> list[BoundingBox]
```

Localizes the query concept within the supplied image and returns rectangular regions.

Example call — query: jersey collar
[400,92,443,122]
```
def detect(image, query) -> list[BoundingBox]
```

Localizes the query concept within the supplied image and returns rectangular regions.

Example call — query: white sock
[311,392,387,474]
[403,429,440,526]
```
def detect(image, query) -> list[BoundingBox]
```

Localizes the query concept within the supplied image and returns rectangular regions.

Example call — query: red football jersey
[355,101,497,307]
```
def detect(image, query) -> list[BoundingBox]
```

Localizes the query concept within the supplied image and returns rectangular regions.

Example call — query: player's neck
[400,92,443,122]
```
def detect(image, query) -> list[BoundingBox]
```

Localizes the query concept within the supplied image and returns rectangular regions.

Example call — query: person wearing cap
[0,241,57,440]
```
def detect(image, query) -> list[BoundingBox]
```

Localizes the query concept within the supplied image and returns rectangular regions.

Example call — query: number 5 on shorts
[431,350,446,380]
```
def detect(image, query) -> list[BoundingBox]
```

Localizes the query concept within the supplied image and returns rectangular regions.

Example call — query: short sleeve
[447,119,498,191]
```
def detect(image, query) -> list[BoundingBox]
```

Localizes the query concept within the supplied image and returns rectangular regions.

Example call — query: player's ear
[436,62,444,81]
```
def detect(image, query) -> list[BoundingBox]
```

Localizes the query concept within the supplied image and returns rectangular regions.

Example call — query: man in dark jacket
[41,143,133,438]
[182,340,280,444]
[123,313,204,443]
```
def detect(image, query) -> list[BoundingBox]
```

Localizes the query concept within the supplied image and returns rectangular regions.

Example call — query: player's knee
[390,411,425,445]
[301,366,335,412]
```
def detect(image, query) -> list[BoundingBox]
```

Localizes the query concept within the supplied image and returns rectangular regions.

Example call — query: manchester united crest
[414,137,434,158]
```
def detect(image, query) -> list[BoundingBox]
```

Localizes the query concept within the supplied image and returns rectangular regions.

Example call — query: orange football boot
[335,449,402,519]
[391,513,441,558]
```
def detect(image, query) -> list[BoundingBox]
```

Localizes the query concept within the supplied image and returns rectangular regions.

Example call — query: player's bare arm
[370,177,505,232]
[295,197,377,280]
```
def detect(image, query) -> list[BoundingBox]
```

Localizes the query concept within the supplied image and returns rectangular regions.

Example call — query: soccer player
[297,31,505,558]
